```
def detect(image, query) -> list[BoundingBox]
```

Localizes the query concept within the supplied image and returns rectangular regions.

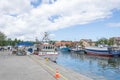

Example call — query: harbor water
[56,51,120,80]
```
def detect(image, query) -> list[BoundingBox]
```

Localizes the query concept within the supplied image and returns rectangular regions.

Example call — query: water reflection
[56,51,120,80]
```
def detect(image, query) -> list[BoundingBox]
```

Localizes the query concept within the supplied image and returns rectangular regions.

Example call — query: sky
[0,0,120,41]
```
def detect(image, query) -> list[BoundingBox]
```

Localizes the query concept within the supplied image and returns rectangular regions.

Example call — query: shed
[16,42,34,47]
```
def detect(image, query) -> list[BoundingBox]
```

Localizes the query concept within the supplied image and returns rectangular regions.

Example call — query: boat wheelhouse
[39,43,58,56]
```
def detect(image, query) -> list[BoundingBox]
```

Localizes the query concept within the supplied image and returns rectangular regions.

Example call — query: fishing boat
[36,32,58,62]
[70,46,84,53]
[85,46,120,57]
[38,43,58,56]
[59,46,70,52]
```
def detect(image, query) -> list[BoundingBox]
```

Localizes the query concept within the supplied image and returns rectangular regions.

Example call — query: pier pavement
[0,51,92,80]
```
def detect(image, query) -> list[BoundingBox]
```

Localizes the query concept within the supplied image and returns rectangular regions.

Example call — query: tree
[49,40,56,45]
[108,38,114,46]
[7,38,12,45]
[12,38,21,46]
[0,31,6,41]
[65,44,71,47]
[96,38,109,46]
[0,31,6,46]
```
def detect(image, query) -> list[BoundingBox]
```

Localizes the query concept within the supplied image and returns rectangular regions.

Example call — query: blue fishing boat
[59,46,70,51]
[85,46,120,57]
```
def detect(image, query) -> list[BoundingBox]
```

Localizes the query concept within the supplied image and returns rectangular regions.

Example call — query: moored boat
[35,32,58,62]
[70,46,84,53]
[85,46,120,57]
[38,43,58,61]
[38,43,58,56]
[59,46,70,52]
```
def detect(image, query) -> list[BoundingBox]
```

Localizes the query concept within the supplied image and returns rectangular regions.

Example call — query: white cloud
[107,22,120,27]
[49,33,56,39]
[0,0,120,41]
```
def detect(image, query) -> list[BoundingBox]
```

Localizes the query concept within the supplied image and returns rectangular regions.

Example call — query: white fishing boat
[38,43,58,55]
[70,46,84,53]
[37,32,58,62]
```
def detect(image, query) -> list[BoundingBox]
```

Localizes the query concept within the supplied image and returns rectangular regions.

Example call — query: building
[55,41,73,47]
[112,37,120,46]
[80,39,95,47]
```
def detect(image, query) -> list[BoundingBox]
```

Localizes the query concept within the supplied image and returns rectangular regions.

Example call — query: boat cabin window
[43,45,55,49]
[43,46,48,49]
[43,46,45,49]
[48,46,50,49]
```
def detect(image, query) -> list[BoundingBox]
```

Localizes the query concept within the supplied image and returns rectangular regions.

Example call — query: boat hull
[86,51,113,57]
[70,49,84,53]
[59,48,70,52]
[38,51,58,54]
[38,51,58,61]
[85,47,120,57]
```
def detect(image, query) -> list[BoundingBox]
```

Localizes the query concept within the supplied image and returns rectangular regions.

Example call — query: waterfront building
[80,39,95,47]
[112,37,120,46]
[55,41,73,47]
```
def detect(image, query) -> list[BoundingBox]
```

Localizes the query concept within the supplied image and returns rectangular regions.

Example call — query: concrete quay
[0,51,92,80]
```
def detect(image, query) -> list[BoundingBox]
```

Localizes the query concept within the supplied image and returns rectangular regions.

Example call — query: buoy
[54,68,60,79]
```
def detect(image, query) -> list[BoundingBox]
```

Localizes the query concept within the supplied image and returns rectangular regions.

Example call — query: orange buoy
[54,68,60,79]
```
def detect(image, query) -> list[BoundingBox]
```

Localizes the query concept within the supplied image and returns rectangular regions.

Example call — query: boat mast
[42,32,50,43]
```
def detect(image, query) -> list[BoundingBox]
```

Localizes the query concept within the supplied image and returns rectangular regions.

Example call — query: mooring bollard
[45,57,49,61]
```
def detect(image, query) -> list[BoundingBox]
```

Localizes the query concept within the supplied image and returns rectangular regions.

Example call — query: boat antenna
[42,32,50,43]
